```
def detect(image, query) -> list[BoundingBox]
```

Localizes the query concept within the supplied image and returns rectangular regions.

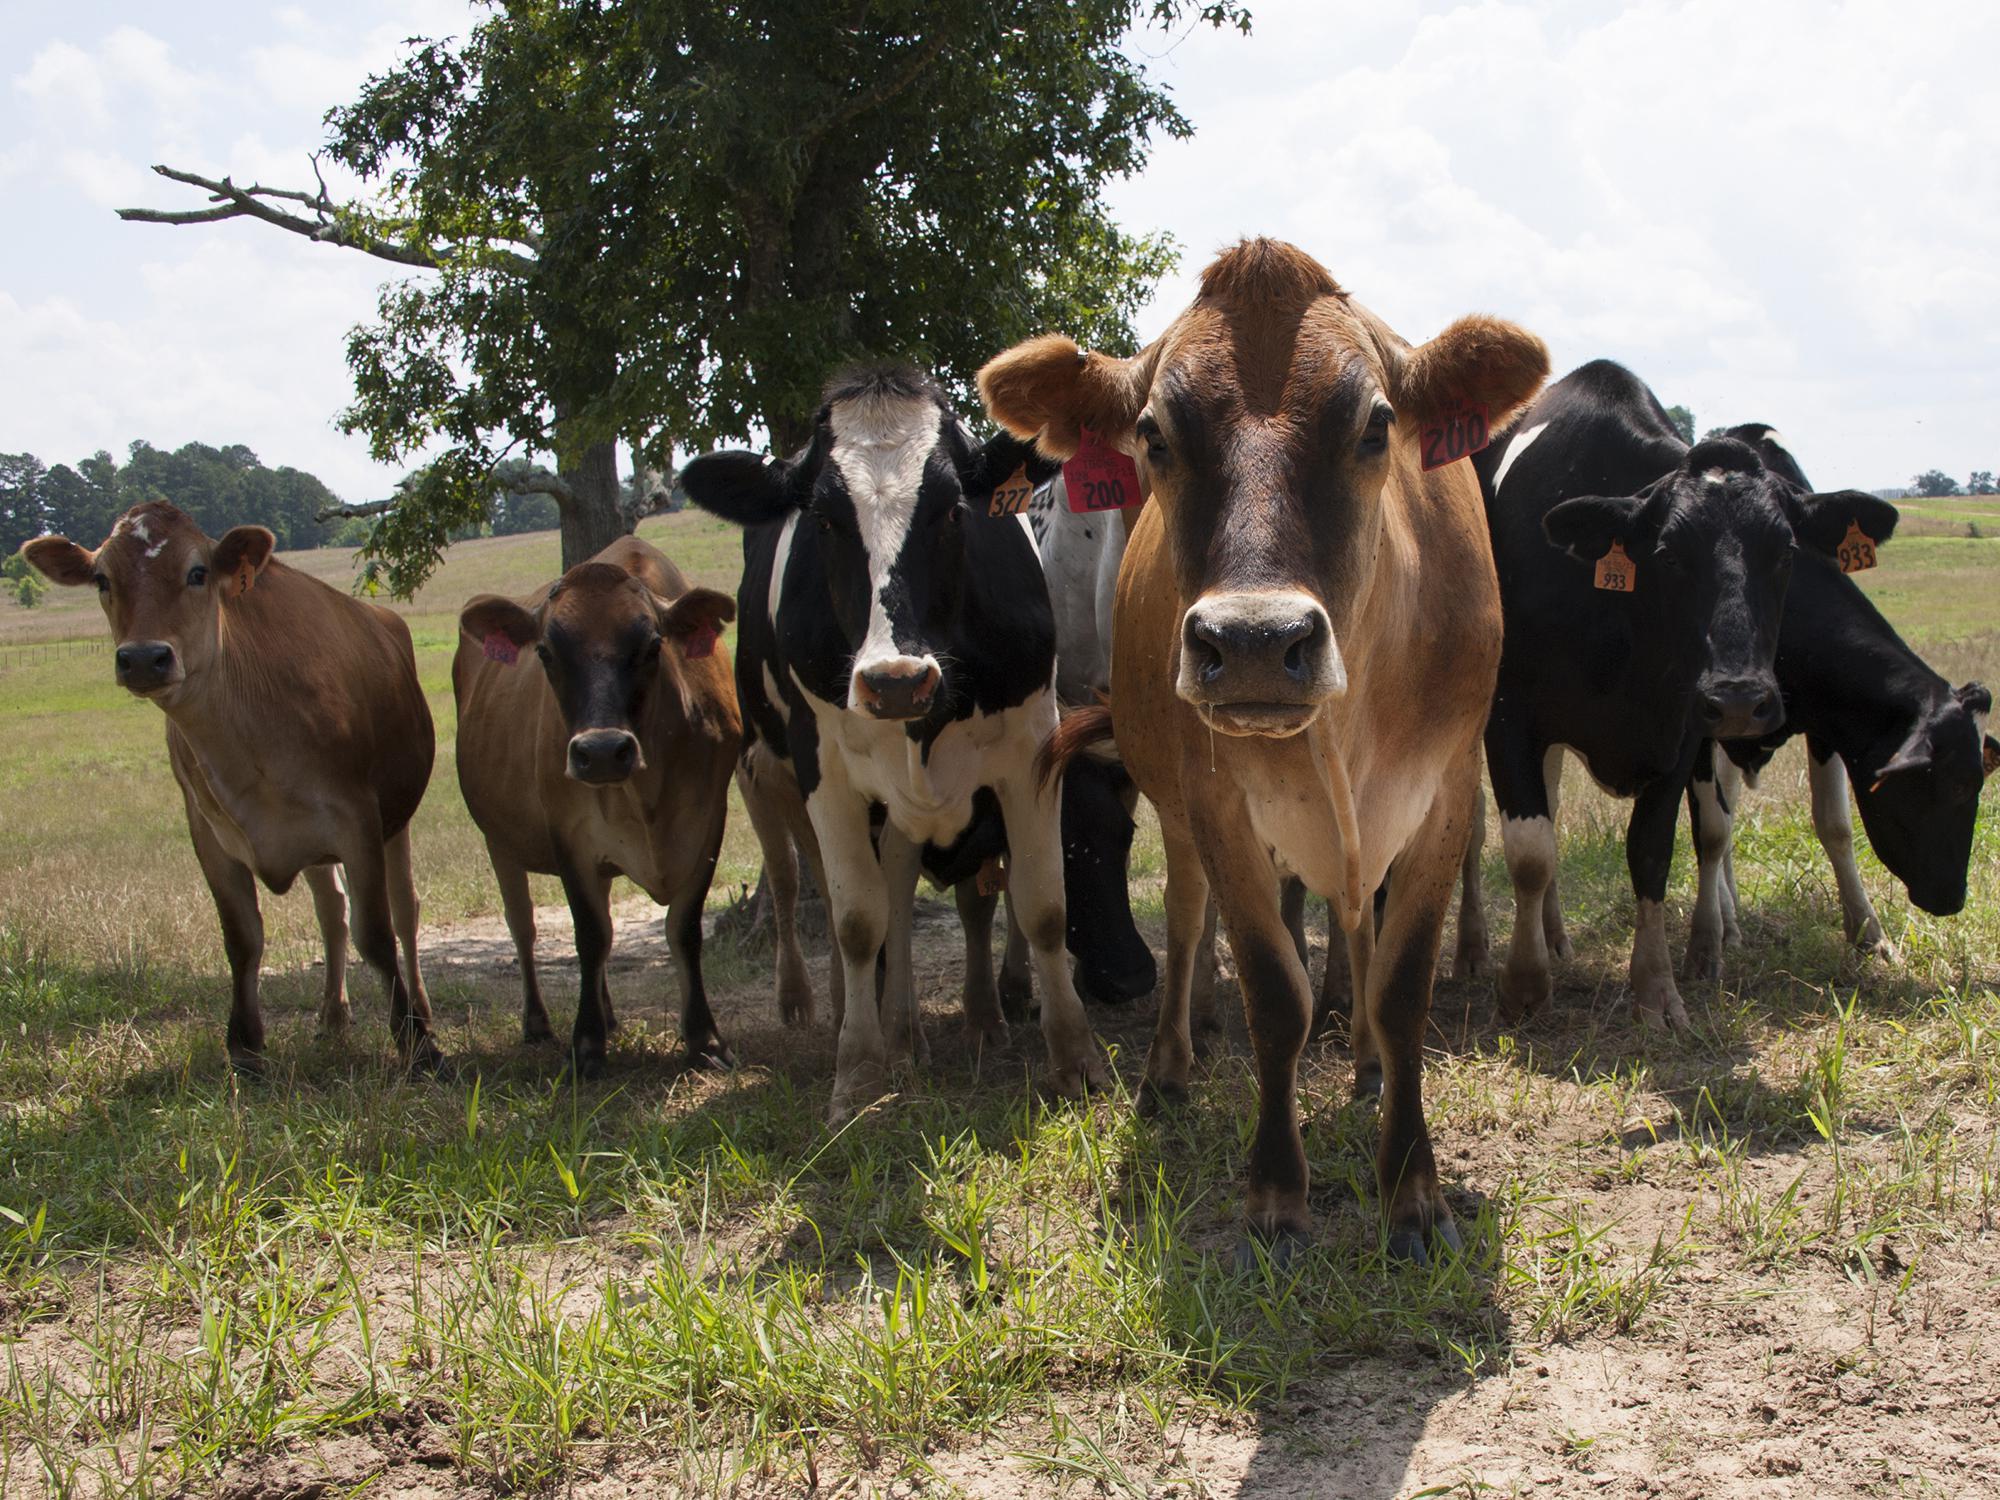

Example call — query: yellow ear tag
[1594,541,1635,593]
[1837,520,1877,574]
[234,562,256,597]
[988,464,1034,518]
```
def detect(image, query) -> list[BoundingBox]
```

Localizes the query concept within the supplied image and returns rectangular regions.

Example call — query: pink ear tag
[483,632,519,665]
[1063,428,1143,513]
[683,622,719,660]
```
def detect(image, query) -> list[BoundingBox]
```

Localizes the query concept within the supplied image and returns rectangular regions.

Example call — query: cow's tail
[1036,699,1116,792]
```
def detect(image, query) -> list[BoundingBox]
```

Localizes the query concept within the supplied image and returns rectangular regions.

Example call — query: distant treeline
[0,443,562,557]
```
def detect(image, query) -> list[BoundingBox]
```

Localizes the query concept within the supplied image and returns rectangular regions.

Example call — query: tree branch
[806,34,950,140]
[315,458,576,525]
[118,164,539,276]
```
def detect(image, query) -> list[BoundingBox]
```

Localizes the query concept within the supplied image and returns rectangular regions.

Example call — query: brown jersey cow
[21,501,442,1073]
[453,536,740,1079]
[984,239,1547,1264]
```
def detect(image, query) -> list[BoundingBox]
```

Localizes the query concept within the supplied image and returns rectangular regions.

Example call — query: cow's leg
[1189,897,1222,1038]
[1487,713,1557,1022]
[488,841,553,1043]
[1139,828,1211,1109]
[953,881,1008,1052]
[1714,754,1744,947]
[1345,914,1380,1097]
[1452,784,1490,979]
[1683,742,1734,980]
[813,786,891,1124]
[995,773,1107,1100]
[665,854,732,1073]
[1626,772,1692,1030]
[187,803,268,1073]
[1280,877,1311,971]
[558,864,615,1079]
[1062,757,1154,1005]
[877,823,928,1074]
[383,825,432,1031]
[303,863,351,1035]
[1809,746,1889,954]
[738,758,815,1027]
[997,891,1033,1023]
[1369,749,1479,1264]
[345,836,446,1072]
[1200,817,1313,1255]
[1538,747,1573,961]
[1315,904,1351,1041]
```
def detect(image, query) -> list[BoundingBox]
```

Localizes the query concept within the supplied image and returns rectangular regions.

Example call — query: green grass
[0,518,1997,1495]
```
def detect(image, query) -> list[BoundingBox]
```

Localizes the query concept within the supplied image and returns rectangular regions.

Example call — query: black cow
[1471,360,1894,1027]
[681,364,1108,1121]
[1682,425,1996,968]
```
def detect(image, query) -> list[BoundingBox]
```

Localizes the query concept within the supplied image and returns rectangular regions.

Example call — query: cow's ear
[1789,490,1899,558]
[19,536,96,587]
[978,334,1153,461]
[212,526,276,595]
[657,586,735,661]
[1956,681,1992,718]
[1395,314,1550,432]
[678,451,803,527]
[1542,493,1651,563]
[460,595,541,666]
[960,430,1058,499]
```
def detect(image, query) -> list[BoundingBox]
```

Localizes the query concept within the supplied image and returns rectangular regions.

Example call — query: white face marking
[1703,468,1728,486]
[117,513,170,559]
[828,390,946,698]
[1760,429,1786,453]
[768,511,798,624]
[1489,421,1549,495]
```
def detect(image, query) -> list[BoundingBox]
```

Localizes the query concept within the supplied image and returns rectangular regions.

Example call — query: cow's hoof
[998,973,1034,1026]
[403,1035,451,1078]
[828,1062,887,1127]
[1681,930,1724,981]
[1495,966,1550,1024]
[1547,934,1575,963]
[566,1049,609,1083]
[1044,1049,1108,1102]
[522,1017,556,1046]
[1233,1227,1309,1274]
[1634,986,1691,1032]
[229,1051,270,1081]
[1137,1077,1188,1117]
[1352,1059,1383,1100]
[317,1008,353,1039]
[686,1036,736,1073]
[778,994,816,1029]
[602,1010,621,1036]
[1450,942,1488,982]
[963,1018,1008,1057]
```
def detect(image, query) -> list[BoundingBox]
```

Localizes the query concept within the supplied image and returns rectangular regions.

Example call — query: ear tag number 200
[1419,399,1492,473]
[1063,428,1142,513]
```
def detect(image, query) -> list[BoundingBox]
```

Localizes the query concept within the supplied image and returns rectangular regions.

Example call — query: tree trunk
[557,438,628,568]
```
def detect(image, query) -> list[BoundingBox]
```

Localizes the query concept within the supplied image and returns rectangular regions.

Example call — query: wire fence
[0,638,104,670]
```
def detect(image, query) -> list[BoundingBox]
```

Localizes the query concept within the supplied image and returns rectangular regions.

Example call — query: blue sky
[4,1,1997,499]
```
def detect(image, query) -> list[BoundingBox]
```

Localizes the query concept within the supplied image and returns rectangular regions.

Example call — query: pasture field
[0,513,1998,1497]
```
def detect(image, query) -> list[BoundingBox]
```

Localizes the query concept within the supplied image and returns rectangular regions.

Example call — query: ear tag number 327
[1063,428,1142,513]
[988,464,1035,518]
[1594,541,1636,594]
[1419,398,1492,472]
[1837,520,1878,574]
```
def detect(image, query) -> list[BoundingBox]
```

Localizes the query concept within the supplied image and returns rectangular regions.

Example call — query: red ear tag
[683,621,719,660]
[975,855,1008,896]
[1419,398,1492,472]
[1063,428,1142,513]
[482,632,520,665]
[1594,541,1636,593]
[988,463,1035,518]
[1837,520,1878,574]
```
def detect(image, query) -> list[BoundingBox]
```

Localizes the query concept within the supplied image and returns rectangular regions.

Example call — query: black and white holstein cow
[1472,360,1896,1027]
[681,365,1108,1121]
[1680,424,1996,969]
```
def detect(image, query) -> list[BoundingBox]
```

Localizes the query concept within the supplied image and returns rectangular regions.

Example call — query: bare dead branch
[118,164,539,276]
[315,497,399,523]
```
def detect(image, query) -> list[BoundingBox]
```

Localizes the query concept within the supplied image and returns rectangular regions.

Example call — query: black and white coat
[681,366,1107,1120]
[1683,425,1995,968]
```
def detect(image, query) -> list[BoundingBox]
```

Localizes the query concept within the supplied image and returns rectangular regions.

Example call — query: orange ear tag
[234,562,256,597]
[988,464,1035,518]
[1594,541,1636,593]
[975,855,1008,896]
[1837,520,1877,574]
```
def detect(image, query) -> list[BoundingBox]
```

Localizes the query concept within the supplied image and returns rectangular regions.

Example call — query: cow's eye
[186,564,208,588]
[815,510,832,533]
[1137,416,1168,464]
[947,502,966,528]
[1358,404,1394,456]
[534,642,554,665]
[93,572,109,594]
[640,636,663,665]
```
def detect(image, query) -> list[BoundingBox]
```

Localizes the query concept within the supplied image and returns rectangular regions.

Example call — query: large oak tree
[122,0,1246,595]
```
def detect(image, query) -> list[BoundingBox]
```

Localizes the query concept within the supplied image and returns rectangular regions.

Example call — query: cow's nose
[854,659,941,720]
[114,641,176,691]
[1184,612,1323,687]
[567,729,641,784]
[1696,679,1783,740]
